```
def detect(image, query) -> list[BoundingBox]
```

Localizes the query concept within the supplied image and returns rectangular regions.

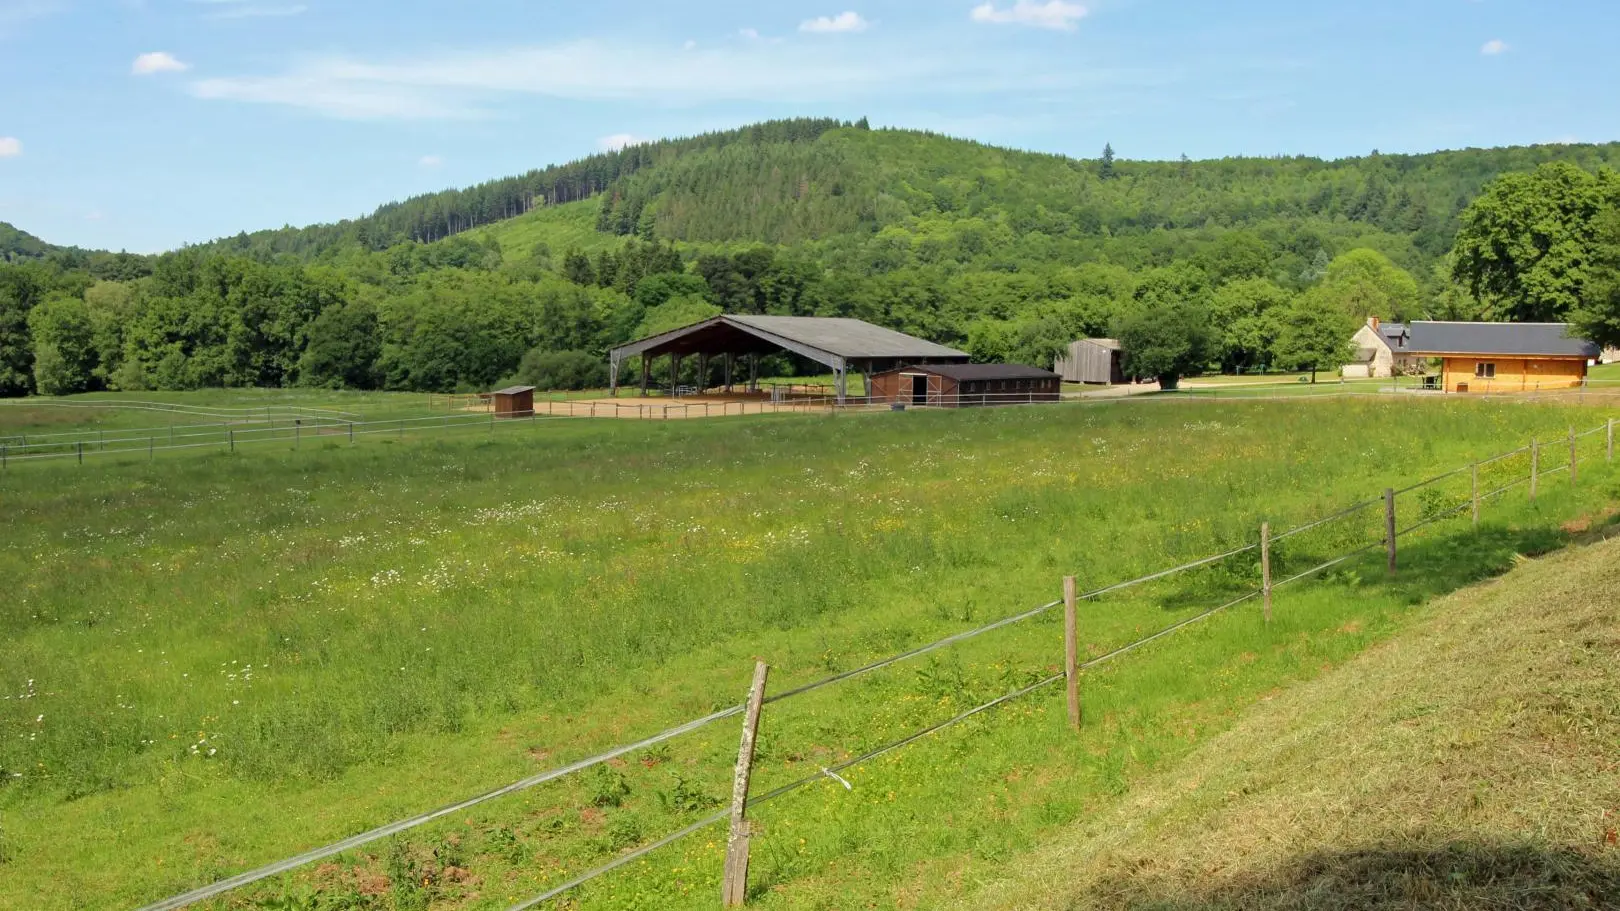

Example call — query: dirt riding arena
[451,392,867,420]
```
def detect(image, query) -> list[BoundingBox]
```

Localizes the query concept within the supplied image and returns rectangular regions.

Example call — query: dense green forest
[4,121,1620,396]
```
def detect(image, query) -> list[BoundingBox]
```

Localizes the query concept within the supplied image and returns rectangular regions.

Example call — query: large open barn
[608,315,970,404]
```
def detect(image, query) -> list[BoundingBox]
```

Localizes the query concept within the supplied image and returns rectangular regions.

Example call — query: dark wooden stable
[490,386,536,418]
[868,364,1061,407]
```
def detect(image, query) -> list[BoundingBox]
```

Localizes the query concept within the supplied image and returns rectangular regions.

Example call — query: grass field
[965,522,1620,910]
[2,396,1618,909]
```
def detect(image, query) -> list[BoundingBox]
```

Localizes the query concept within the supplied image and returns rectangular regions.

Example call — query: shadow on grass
[1083,841,1620,910]
[1150,518,1583,618]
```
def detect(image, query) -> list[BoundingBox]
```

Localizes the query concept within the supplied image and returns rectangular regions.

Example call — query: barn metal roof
[1406,322,1600,358]
[609,315,969,367]
[491,385,536,395]
[886,363,1060,381]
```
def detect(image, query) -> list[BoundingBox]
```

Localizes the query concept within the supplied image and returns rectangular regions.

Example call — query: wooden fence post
[1260,522,1272,623]
[77,441,83,465]
[1471,462,1480,530]
[1530,438,1538,501]
[1063,576,1080,731]
[1384,488,1397,574]
[149,437,154,461]
[229,430,235,453]
[1609,418,1615,463]
[1569,427,1578,486]
[349,422,355,444]
[722,661,770,908]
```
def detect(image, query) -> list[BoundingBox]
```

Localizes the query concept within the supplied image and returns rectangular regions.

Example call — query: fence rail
[130,416,1619,911]
[6,382,1619,469]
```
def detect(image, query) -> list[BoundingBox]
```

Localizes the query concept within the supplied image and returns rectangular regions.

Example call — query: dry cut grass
[961,527,1620,911]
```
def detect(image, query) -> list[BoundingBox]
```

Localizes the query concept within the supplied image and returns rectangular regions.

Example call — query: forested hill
[5,119,1620,399]
[1,222,56,262]
[199,118,856,257]
[200,122,1620,277]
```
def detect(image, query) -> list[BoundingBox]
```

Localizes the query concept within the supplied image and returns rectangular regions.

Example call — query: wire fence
[129,416,1620,911]
[6,379,1619,469]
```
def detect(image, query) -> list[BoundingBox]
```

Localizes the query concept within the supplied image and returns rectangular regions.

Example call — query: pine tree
[1100,143,1116,181]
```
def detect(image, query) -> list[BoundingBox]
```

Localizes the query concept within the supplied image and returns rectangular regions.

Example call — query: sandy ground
[530,393,855,419]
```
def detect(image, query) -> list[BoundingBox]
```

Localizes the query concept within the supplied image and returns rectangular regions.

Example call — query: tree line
[4,126,1619,398]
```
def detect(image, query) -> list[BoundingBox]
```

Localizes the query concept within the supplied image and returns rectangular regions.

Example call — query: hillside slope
[961,526,1620,911]
[0,221,56,261]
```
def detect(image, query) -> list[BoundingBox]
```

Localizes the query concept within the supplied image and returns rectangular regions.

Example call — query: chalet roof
[1406,322,1600,358]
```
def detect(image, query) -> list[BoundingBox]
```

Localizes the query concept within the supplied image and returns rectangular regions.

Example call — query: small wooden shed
[491,385,536,418]
[1054,339,1125,385]
[868,364,1061,408]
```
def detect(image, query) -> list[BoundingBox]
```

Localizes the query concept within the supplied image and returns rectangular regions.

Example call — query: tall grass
[1,397,1616,908]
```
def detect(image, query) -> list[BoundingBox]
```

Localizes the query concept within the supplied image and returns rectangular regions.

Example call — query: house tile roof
[1406,322,1600,358]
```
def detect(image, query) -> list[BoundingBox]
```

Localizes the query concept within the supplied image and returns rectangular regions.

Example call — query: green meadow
[2,397,1618,910]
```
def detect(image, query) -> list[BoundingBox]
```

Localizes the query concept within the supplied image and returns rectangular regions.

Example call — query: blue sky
[0,0,1615,253]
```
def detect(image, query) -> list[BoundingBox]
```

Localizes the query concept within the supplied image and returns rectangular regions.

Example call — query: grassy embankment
[1,396,1617,909]
[964,522,1620,911]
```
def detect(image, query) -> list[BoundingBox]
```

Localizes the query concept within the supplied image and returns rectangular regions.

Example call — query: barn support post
[724,352,734,393]
[640,355,651,397]
[1530,438,1539,501]
[833,360,848,406]
[671,354,683,396]
[1384,488,1397,575]
[609,352,621,397]
[1063,576,1080,731]
[748,353,759,392]
[697,353,709,394]
[1260,522,1272,623]
[1569,427,1578,486]
[722,661,770,907]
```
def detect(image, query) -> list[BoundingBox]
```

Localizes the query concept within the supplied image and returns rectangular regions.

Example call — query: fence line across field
[6,383,1616,469]
[132,418,1617,911]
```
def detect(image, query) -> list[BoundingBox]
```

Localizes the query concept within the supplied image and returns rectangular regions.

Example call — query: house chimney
[1369,315,1381,332]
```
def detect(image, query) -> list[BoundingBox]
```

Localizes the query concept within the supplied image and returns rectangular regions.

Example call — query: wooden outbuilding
[1406,322,1600,393]
[1054,338,1125,385]
[490,385,536,418]
[868,364,1061,407]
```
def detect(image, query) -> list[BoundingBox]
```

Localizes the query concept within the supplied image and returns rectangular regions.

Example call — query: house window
[1475,362,1496,379]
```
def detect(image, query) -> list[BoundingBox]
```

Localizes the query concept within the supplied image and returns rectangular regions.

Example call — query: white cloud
[188,0,307,18]
[1480,39,1508,55]
[738,27,760,40]
[85,210,105,221]
[682,39,697,50]
[800,11,869,33]
[0,0,61,38]
[0,136,20,158]
[417,154,443,167]
[132,51,190,75]
[186,38,943,119]
[598,133,644,151]
[970,0,1086,31]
